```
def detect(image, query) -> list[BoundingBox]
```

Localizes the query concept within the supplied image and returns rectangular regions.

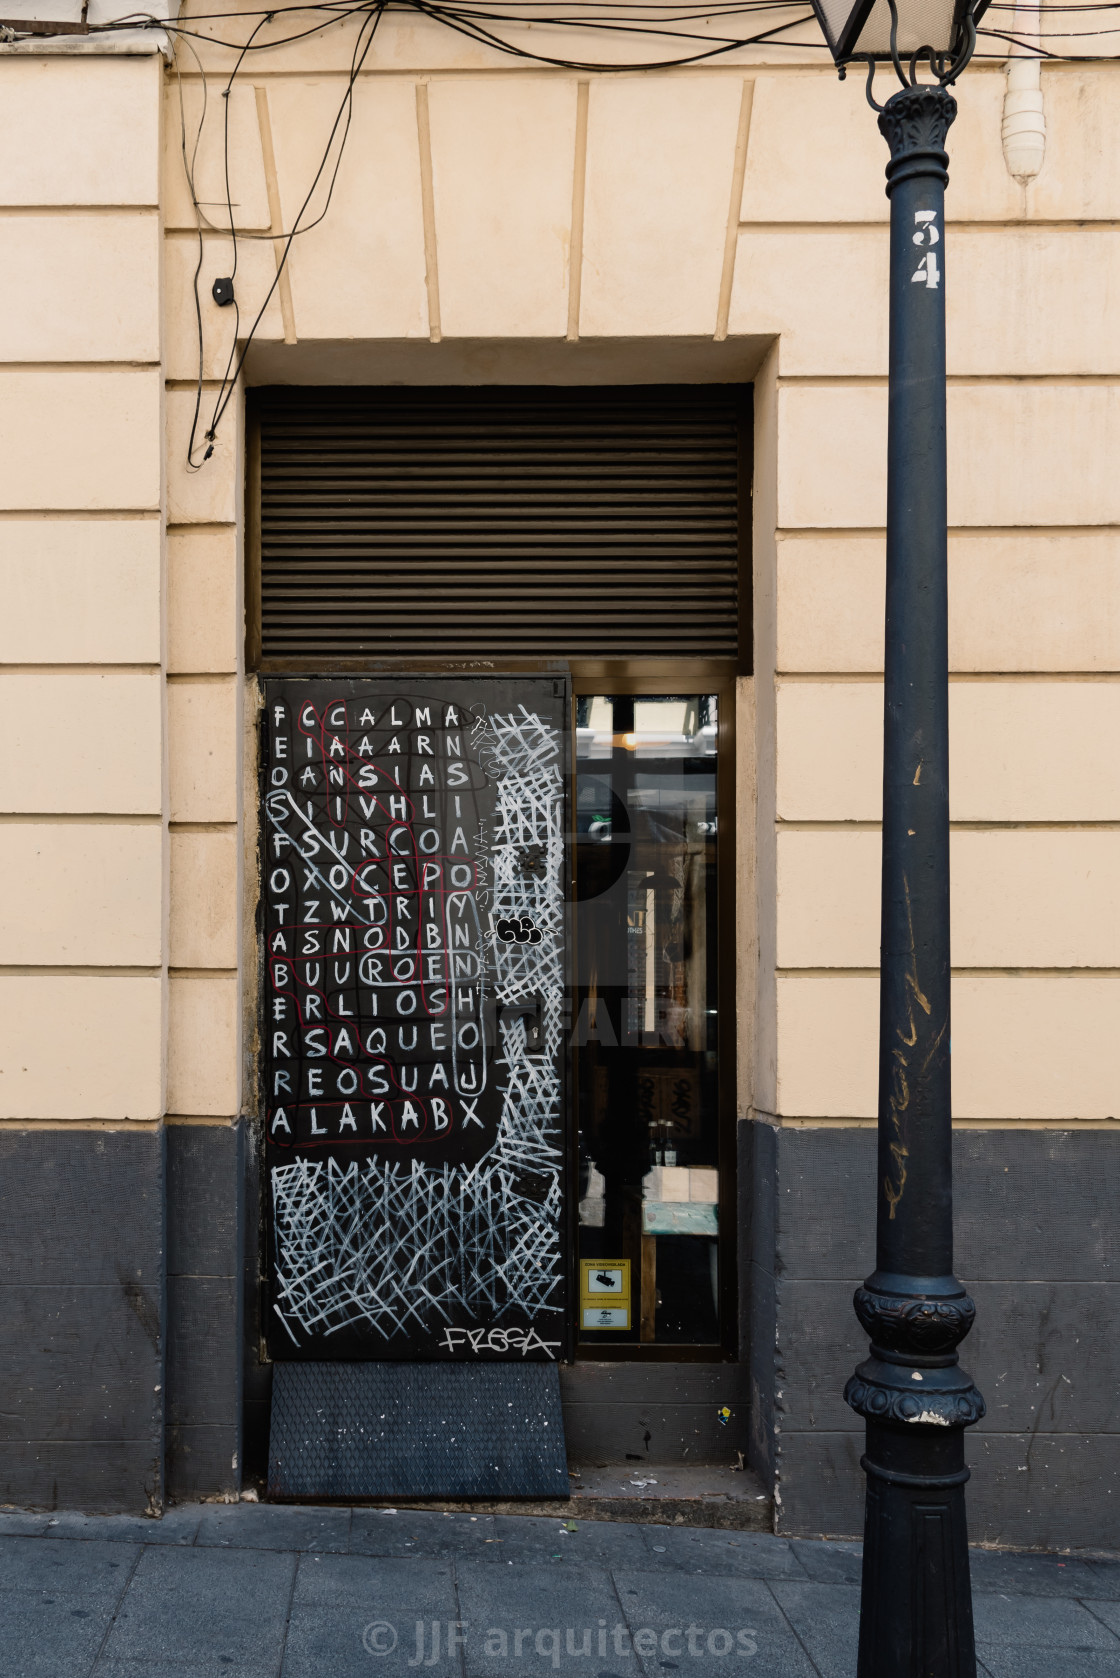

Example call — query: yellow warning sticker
[579,1259,630,1330]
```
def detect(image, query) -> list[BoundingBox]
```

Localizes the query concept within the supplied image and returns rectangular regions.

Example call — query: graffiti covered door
[260,677,569,1362]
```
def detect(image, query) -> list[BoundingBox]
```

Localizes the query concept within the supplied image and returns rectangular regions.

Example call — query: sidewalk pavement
[1,1501,1118,1678]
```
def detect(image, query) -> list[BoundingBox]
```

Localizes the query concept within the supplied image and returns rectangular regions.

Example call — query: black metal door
[261,675,569,1361]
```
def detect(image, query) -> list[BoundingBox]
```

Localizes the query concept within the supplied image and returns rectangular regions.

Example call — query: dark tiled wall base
[743,1119,778,1484]
[0,1128,165,1514]
[241,1126,272,1485]
[560,1364,749,1465]
[755,1124,1120,1549]
[166,1123,244,1501]
[777,1427,1120,1550]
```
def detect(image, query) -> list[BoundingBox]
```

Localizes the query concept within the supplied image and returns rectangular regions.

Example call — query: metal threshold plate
[268,1362,569,1500]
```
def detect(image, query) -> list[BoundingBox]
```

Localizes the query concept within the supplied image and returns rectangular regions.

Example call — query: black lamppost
[805,0,989,1671]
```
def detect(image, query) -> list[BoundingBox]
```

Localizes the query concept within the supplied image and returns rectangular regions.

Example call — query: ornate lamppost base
[856,1420,975,1675]
[846,1282,985,1675]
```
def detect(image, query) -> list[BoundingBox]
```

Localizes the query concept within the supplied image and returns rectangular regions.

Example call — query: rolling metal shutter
[254,386,748,663]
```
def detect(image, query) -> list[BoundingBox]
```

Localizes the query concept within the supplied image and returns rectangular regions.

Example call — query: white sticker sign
[582,1307,629,1329]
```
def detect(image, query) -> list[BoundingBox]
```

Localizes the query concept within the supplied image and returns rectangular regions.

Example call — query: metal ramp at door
[267,1362,569,1501]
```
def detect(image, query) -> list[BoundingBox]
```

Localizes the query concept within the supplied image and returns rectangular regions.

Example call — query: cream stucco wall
[0,48,166,1124]
[1,12,1118,1295]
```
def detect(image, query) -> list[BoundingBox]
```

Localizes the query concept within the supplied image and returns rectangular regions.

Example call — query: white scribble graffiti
[482,705,564,1177]
[269,699,565,1349]
[270,1155,563,1347]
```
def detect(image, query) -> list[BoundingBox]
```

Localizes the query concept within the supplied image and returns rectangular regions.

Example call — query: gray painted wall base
[0,1129,165,1514]
[2,1115,1113,1545]
[748,1123,1120,1550]
[165,1123,244,1502]
[559,1364,748,1467]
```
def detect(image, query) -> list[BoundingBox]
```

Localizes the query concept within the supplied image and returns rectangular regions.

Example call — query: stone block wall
[751,1125,1120,1551]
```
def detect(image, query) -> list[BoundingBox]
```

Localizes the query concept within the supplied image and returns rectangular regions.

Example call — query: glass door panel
[574,694,721,1347]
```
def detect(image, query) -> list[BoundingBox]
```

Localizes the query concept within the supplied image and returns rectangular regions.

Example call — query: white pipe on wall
[1002,1,1047,184]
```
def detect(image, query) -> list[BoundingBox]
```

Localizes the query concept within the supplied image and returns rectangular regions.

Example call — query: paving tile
[284,1557,459,1678]
[1085,1600,1120,1638]
[0,1585,120,1678]
[492,1514,650,1568]
[968,1546,1100,1597]
[94,1663,278,1678]
[5,1496,1117,1678]
[195,1502,350,1553]
[101,1544,296,1667]
[457,1559,622,1678]
[614,1569,816,1678]
[647,1627,819,1678]
[292,1551,456,1611]
[634,1526,806,1580]
[0,1534,138,1599]
[768,1581,860,1678]
[351,1507,498,1558]
[284,1605,464,1678]
[615,1567,794,1636]
[789,1539,862,1587]
[973,1592,1119,1648]
[42,1508,203,1546]
[980,1650,1120,1678]
[1087,1561,1120,1601]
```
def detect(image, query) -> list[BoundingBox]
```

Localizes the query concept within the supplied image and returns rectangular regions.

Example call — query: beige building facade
[0,0,1118,1545]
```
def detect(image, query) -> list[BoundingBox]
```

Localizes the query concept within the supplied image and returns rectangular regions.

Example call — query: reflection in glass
[574,695,720,1345]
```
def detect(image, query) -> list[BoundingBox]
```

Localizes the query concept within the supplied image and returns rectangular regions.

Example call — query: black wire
[109,0,809,19]
[976,25,1107,49]
[175,33,216,472]
[381,0,817,70]
[177,1,379,465]
[127,0,823,70]
[83,0,1120,38]
[222,11,273,282]
[165,0,824,469]
[153,1,385,53]
[410,0,820,64]
[107,0,809,24]
[105,0,365,31]
[206,12,273,434]
[166,0,821,261]
[149,0,1120,470]
[987,21,1120,34]
[184,9,394,245]
[202,1,387,444]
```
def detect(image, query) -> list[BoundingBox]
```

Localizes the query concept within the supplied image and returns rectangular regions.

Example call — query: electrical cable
[109,0,826,70]
[112,0,1120,465]
[207,11,276,441]
[394,0,818,70]
[174,30,216,471]
[202,0,387,445]
[161,0,826,468]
